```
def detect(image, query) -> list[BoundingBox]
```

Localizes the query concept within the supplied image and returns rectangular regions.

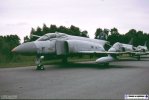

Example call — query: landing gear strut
[36,64,45,70]
[103,63,109,66]
[62,56,68,64]
[137,55,140,61]
[36,56,45,70]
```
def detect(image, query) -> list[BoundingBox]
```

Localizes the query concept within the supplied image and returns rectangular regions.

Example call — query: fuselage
[108,42,134,52]
[12,32,108,56]
[136,45,148,52]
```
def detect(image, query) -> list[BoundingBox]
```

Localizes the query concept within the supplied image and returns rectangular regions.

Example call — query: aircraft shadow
[45,62,139,70]
[38,56,149,71]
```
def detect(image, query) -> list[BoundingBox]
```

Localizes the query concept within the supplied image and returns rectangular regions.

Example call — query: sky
[0,0,149,42]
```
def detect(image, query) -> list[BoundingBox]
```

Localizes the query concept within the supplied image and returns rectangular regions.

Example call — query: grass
[0,61,35,68]
[0,55,137,68]
[0,55,35,68]
[0,56,96,68]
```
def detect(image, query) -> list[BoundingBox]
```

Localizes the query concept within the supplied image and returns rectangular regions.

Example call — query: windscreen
[37,33,67,41]
[37,35,49,41]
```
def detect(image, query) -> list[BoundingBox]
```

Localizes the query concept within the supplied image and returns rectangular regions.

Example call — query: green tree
[58,26,68,33]
[49,24,57,33]
[110,27,119,35]
[95,28,103,39]
[24,36,30,43]
[0,35,20,62]
[43,24,50,34]
[69,25,81,36]
[81,30,89,37]
[107,28,120,45]
[36,26,43,36]
[103,28,109,36]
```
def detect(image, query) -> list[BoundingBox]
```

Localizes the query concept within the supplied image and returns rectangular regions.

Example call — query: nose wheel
[35,56,45,70]
[36,64,45,70]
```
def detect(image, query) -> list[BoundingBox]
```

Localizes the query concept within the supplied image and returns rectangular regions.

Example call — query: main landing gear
[62,56,68,64]
[36,56,45,70]
[137,55,140,61]
[103,63,109,66]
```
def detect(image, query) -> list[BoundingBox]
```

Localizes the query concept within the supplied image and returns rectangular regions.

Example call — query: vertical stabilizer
[144,41,147,46]
[97,32,108,40]
[129,38,133,45]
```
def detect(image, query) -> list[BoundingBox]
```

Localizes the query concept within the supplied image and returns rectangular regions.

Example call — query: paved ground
[0,58,149,99]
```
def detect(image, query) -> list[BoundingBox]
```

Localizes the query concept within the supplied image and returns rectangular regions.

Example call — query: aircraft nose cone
[12,42,37,54]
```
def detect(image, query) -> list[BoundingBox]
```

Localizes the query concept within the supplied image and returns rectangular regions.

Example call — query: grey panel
[55,40,68,55]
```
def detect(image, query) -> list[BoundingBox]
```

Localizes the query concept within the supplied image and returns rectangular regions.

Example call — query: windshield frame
[36,32,67,41]
[37,35,49,41]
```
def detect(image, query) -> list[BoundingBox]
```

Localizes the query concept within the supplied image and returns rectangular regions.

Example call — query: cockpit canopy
[37,32,67,41]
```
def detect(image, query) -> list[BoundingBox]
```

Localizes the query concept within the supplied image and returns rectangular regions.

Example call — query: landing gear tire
[36,64,45,70]
[35,56,45,70]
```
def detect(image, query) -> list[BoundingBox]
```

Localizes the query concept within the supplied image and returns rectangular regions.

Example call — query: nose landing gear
[35,56,45,70]
[36,64,45,70]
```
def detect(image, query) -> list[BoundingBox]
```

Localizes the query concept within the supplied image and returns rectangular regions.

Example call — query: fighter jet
[12,32,149,70]
[96,40,149,63]
[133,41,149,59]
[95,42,136,64]
[12,32,113,70]
[136,41,148,52]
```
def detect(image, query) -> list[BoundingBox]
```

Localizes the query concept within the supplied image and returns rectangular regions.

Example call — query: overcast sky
[0,0,149,42]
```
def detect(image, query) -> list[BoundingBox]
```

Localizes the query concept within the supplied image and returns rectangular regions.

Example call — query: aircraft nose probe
[11,42,37,54]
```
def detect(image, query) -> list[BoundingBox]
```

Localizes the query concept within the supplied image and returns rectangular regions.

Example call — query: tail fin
[144,41,147,46]
[30,34,41,38]
[129,38,133,45]
[97,32,108,40]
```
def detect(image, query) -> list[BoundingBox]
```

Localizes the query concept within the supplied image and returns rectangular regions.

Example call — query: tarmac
[0,57,149,99]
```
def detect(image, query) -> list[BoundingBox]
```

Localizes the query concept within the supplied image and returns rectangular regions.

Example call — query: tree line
[24,24,89,42]
[25,24,149,47]
[1,24,149,63]
[0,35,20,62]
[95,27,149,47]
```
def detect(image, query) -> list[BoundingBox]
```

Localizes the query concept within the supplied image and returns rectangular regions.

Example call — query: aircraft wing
[133,51,149,55]
[78,50,149,55]
[78,51,132,55]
